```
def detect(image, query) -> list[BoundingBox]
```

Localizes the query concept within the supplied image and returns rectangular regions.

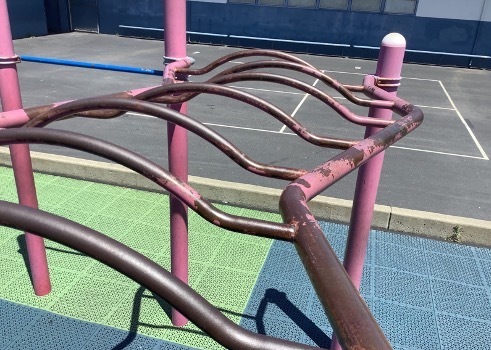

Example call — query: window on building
[228,0,256,4]
[257,0,285,6]
[350,0,381,12]
[384,0,416,14]
[318,0,348,10]
[287,0,317,8]
[227,0,418,15]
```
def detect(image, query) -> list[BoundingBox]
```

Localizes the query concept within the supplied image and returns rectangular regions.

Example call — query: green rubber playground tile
[86,252,171,287]
[121,187,163,202]
[140,203,169,228]
[57,188,121,214]
[188,231,225,265]
[121,223,171,256]
[101,195,161,219]
[0,180,18,201]
[49,275,139,323]
[211,239,270,272]
[0,233,29,263]
[46,206,96,224]
[0,225,20,248]
[0,267,80,310]
[45,242,94,273]
[195,267,260,314]
[0,167,275,349]
[35,184,84,209]
[0,256,26,293]
[85,214,139,240]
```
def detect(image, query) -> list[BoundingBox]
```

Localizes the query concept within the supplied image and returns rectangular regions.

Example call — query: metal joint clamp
[163,56,192,66]
[375,75,401,88]
[0,55,21,65]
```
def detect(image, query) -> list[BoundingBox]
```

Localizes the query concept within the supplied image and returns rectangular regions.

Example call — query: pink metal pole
[164,0,189,326]
[330,33,405,350]
[0,0,51,295]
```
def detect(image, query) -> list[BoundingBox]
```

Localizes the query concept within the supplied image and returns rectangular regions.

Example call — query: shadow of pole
[16,235,34,284]
[112,286,146,349]
[255,288,331,348]
[113,285,208,349]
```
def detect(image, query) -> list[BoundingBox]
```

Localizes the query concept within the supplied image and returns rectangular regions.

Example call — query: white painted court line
[229,85,454,111]
[278,78,320,133]
[438,81,489,160]
[229,85,304,96]
[320,70,441,82]
[124,112,288,134]
[124,113,485,159]
[390,145,487,160]
[331,96,455,111]
[202,122,289,135]
[413,104,455,111]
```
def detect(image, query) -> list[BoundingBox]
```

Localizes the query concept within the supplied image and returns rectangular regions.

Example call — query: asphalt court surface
[3,33,491,222]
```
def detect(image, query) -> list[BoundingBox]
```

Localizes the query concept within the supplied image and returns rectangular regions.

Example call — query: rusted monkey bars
[0,49,422,348]
[1,1,420,344]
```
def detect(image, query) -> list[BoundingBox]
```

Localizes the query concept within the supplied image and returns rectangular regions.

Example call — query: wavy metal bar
[213,60,395,109]
[135,84,357,149]
[0,201,317,350]
[280,105,424,350]
[26,85,357,149]
[148,73,393,128]
[179,48,315,76]
[23,98,306,180]
[0,127,295,240]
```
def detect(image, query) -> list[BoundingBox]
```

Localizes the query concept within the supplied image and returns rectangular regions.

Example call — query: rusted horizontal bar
[214,60,395,109]
[24,97,308,180]
[135,84,357,149]
[179,48,315,76]
[0,127,295,240]
[150,73,393,128]
[27,85,357,150]
[0,86,159,128]
[0,201,316,350]
[279,105,423,350]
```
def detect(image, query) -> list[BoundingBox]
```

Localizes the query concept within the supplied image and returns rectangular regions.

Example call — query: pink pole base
[330,33,406,350]
[0,0,51,296]
[168,110,189,327]
[164,0,189,327]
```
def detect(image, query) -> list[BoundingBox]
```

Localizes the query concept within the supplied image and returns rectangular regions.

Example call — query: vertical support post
[330,33,405,350]
[0,0,51,296]
[164,0,189,327]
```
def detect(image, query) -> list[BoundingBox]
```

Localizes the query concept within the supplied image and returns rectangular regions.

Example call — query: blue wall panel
[89,1,491,68]
[7,0,48,39]
[98,0,164,36]
[187,3,484,53]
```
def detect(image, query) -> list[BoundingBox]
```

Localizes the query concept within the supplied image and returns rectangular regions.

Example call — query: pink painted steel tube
[330,33,406,350]
[164,0,189,327]
[0,0,51,295]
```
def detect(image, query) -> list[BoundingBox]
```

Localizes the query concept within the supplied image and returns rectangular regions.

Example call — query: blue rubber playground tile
[241,221,491,350]
[0,299,196,350]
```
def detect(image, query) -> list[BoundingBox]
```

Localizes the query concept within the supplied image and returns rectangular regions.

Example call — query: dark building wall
[92,1,490,67]
[7,1,491,68]
[7,0,48,39]
[186,2,486,55]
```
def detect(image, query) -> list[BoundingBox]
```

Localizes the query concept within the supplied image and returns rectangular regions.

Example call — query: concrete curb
[1,147,490,247]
